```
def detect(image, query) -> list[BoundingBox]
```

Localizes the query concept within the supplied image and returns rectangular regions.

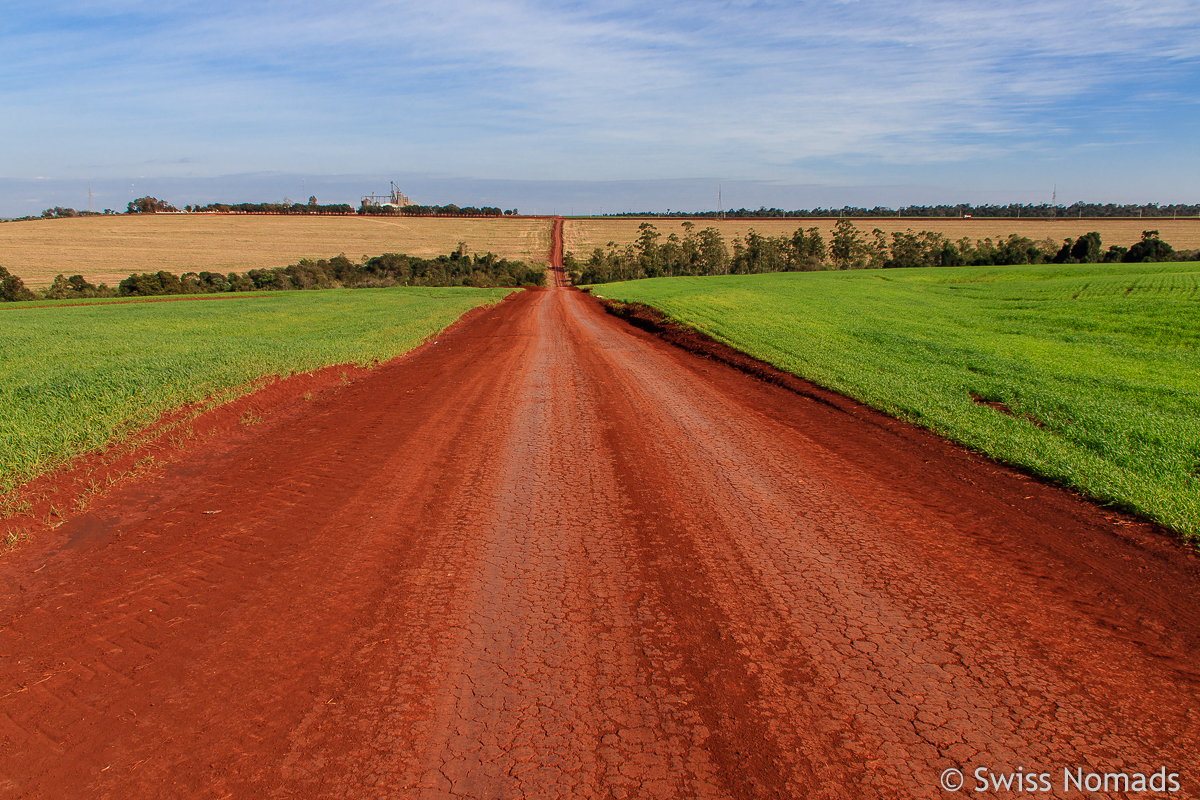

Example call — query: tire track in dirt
[2,287,1199,798]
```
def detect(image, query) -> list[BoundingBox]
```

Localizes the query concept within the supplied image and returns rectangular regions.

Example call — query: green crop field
[595,263,1200,539]
[0,287,514,494]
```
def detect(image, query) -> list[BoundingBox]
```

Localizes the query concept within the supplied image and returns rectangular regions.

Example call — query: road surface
[2,286,1199,799]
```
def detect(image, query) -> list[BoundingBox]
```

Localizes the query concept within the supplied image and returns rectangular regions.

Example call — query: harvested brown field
[0,214,552,288]
[564,216,1200,257]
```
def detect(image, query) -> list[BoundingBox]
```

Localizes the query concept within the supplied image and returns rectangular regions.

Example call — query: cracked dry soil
[2,286,1199,799]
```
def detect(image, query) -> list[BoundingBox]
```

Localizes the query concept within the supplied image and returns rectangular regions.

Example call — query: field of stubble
[564,217,1200,258]
[1,215,552,288]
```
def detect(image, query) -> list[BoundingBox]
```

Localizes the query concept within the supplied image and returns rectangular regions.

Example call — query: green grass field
[0,287,514,494]
[595,264,1200,539]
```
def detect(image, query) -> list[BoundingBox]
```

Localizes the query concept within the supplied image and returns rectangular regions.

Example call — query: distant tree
[1123,230,1175,262]
[936,239,964,267]
[995,234,1046,265]
[187,271,226,292]
[45,274,70,299]
[119,270,183,296]
[733,229,790,274]
[867,228,889,269]
[790,227,826,270]
[308,196,318,206]
[67,274,96,294]
[1053,233,1104,264]
[829,219,866,269]
[635,222,662,276]
[1070,231,1102,263]
[0,266,35,301]
[1053,238,1076,264]
[1102,245,1128,263]
[227,272,253,291]
[41,207,78,219]
[328,254,361,285]
[127,196,178,214]
[158,270,183,294]
[887,229,935,269]
[1048,231,1102,264]
[696,227,730,274]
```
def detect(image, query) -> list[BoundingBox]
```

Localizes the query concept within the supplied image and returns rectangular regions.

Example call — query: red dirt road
[548,217,567,287]
[3,287,1200,799]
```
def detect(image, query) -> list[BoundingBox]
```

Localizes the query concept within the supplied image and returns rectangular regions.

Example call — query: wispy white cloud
[1,0,1197,212]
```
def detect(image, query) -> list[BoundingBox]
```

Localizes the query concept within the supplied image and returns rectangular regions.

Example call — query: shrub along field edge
[0,246,542,303]
[566,219,1194,284]
[592,263,1200,541]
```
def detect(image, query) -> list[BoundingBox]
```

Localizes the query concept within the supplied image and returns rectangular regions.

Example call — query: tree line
[607,202,1200,219]
[570,221,1193,284]
[8,196,520,221]
[188,197,355,215]
[0,246,543,302]
[12,198,1197,223]
[0,268,112,302]
[37,207,113,219]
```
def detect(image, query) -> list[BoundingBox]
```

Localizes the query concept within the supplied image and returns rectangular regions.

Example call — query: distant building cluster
[361,181,409,209]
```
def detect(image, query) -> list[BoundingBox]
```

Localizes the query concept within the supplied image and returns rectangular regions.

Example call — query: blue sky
[2,0,1198,215]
